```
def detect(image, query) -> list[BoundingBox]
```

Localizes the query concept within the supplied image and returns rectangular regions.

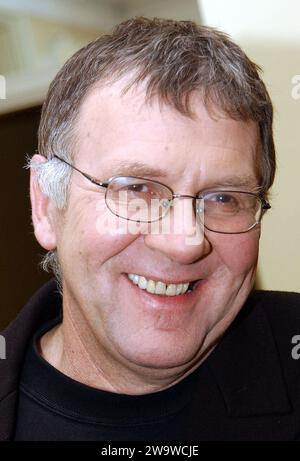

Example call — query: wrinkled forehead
[72,79,260,184]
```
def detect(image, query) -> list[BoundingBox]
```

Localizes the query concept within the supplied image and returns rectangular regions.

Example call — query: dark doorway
[0,106,51,330]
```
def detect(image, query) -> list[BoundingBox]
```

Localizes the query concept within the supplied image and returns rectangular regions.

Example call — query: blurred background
[0,0,299,329]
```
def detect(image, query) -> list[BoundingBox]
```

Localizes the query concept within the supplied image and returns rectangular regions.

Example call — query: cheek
[210,229,260,276]
[58,199,140,270]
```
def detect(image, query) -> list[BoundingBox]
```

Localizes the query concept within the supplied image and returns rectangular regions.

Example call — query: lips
[124,273,207,314]
[124,272,201,285]
[127,273,201,297]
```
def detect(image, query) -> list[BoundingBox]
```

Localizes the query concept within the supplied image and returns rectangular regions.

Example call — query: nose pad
[195,198,205,227]
[170,196,206,246]
[150,197,202,242]
[144,196,211,264]
[196,198,204,215]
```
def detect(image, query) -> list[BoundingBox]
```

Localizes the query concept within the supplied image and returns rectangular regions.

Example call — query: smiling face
[36,79,262,378]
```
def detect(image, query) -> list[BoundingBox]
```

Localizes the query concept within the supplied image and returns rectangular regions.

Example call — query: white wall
[0,0,200,114]
[199,0,300,292]
[119,0,200,21]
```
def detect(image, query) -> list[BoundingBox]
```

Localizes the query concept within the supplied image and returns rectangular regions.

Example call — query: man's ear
[30,154,57,250]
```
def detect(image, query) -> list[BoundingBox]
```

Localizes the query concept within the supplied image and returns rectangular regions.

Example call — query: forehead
[74,80,260,185]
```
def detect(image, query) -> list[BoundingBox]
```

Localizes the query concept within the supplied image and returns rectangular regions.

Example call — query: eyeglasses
[53,155,271,234]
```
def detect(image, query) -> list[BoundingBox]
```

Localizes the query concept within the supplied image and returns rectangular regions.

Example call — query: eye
[127,183,151,193]
[203,191,246,216]
[109,177,173,208]
[208,193,238,205]
[203,191,259,215]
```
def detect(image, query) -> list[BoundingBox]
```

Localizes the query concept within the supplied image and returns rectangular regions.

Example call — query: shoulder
[252,289,300,307]
[249,289,300,373]
[250,289,300,329]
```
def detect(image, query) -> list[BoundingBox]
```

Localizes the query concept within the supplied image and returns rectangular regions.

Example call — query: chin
[117,336,202,370]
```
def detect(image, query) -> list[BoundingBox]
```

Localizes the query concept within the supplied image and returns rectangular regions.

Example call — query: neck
[39,304,207,395]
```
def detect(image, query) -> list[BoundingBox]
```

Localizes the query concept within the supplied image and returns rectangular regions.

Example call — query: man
[1,17,300,441]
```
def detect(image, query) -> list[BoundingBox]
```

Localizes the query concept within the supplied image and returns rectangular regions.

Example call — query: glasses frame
[53,155,271,234]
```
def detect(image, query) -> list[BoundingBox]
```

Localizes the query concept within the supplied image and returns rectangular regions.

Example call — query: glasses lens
[106,177,172,222]
[200,191,262,233]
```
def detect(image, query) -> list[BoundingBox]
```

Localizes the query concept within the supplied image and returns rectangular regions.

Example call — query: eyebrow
[107,160,168,178]
[105,162,260,190]
[207,175,261,190]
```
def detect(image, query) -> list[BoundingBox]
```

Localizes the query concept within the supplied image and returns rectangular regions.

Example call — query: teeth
[182,283,189,294]
[138,276,147,290]
[176,284,183,295]
[146,280,156,293]
[133,274,139,285]
[127,274,193,296]
[166,284,176,296]
[155,281,166,295]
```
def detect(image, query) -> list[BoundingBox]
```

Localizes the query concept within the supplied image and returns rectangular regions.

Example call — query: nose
[144,197,211,265]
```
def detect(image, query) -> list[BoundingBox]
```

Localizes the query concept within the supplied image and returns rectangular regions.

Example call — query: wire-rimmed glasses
[53,155,271,234]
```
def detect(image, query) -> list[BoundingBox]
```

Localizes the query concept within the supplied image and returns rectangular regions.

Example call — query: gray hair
[31,17,276,279]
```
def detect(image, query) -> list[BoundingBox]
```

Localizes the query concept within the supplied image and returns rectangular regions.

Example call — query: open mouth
[127,273,201,297]
[187,280,199,292]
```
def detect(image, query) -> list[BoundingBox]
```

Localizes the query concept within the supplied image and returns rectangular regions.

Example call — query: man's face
[52,81,260,371]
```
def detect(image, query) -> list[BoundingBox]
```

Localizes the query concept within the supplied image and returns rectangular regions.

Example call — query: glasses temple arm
[53,155,108,188]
